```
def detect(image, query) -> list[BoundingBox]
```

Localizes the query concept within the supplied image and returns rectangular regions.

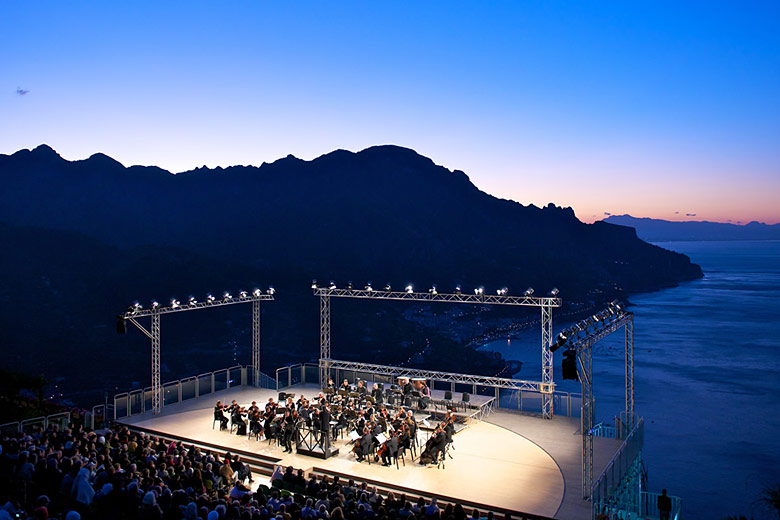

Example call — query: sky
[2,1,779,224]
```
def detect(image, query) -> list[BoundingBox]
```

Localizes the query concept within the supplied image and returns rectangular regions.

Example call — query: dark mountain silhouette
[0,145,702,403]
[604,214,780,242]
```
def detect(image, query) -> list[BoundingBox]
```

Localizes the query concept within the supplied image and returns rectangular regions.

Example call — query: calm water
[483,241,780,519]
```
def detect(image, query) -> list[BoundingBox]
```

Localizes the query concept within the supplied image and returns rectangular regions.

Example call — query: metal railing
[641,491,682,520]
[113,365,276,420]
[274,363,582,418]
[0,411,72,435]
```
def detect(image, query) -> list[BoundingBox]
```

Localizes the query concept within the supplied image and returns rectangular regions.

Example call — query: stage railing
[275,363,582,418]
[113,365,276,420]
[641,491,682,520]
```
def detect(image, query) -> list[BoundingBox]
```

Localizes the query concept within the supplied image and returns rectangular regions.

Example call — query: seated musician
[371,383,384,404]
[341,379,351,393]
[402,378,413,396]
[265,397,277,413]
[356,380,367,395]
[418,382,431,410]
[381,431,399,466]
[354,428,373,462]
[231,406,247,436]
[249,409,263,439]
[228,400,240,413]
[214,401,229,430]
[326,378,336,390]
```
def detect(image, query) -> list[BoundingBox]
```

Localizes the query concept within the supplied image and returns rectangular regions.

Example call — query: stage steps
[306,466,555,520]
[119,422,281,479]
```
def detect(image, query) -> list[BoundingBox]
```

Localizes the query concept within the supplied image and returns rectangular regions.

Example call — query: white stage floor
[120,385,611,518]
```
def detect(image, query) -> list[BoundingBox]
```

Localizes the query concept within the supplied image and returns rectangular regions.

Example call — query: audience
[0,423,503,520]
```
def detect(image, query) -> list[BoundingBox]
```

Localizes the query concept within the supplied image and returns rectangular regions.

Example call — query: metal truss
[313,287,561,307]
[566,311,634,498]
[319,295,331,388]
[314,285,561,416]
[122,292,274,414]
[327,359,552,393]
[541,304,554,419]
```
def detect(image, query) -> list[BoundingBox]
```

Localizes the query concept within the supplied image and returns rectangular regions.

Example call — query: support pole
[252,300,261,387]
[151,312,161,414]
[579,343,594,498]
[541,303,554,419]
[625,315,634,432]
[319,295,331,387]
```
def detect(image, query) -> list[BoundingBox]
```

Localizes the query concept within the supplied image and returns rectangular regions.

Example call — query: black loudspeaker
[562,350,578,380]
[116,316,127,334]
[278,392,287,401]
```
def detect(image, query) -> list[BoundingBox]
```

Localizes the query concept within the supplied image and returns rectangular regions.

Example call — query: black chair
[392,445,406,469]
[212,409,222,430]
[443,390,453,410]
[460,392,471,412]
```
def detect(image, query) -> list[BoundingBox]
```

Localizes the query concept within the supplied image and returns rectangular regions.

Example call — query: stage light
[405,284,414,293]
[223,292,232,300]
[550,288,559,296]
[524,287,534,296]
[266,287,275,295]
[206,294,215,303]
[497,287,508,296]
[592,314,600,322]
[151,301,159,309]
[311,280,318,289]
[329,281,337,289]
[170,298,180,308]
[253,288,261,297]
[385,283,392,291]
[132,301,142,312]
[189,296,197,306]
[239,290,248,299]
[475,287,484,295]
[365,282,373,291]
[429,285,437,295]
[455,285,462,294]
[346,281,353,289]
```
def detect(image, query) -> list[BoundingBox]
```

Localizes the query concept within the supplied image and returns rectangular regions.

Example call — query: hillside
[604,214,780,242]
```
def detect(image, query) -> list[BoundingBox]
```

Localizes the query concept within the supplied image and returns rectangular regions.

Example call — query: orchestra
[212,376,457,468]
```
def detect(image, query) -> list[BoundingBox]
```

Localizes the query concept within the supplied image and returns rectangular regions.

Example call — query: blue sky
[2,1,779,223]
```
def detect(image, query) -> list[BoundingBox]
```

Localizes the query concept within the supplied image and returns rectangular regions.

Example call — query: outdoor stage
[118,384,621,519]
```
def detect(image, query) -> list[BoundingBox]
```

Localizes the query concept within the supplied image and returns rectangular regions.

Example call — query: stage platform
[118,384,621,519]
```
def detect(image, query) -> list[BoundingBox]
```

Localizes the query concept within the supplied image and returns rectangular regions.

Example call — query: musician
[320,405,331,447]
[402,378,413,396]
[371,383,384,404]
[356,380,367,396]
[265,397,278,413]
[341,379,351,392]
[228,399,240,413]
[249,408,263,439]
[417,381,431,410]
[354,428,373,462]
[380,431,399,466]
[281,410,295,452]
[214,401,229,430]
[231,406,247,436]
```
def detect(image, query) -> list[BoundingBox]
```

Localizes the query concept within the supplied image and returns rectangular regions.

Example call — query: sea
[481,240,780,520]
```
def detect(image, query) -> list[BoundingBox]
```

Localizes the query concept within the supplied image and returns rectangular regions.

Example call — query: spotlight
[329,280,337,290]
[311,280,318,289]
[365,282,373,292]
[346,281,353,289]
[454,285,462,294]
[206,294,215,303]
[474,287,484,295]
[497,287,508,296]
[429,285,437,295]
[170,298,180,308]
[151,301,159,309]
[524,287,534,296]
[223,292,232,300]
[385,283,392,291]
[405,284,414,293]
[132,301,142,312]
[550,288,559,296]
[266,286,275,295]
[239,290,248,299]
[189,296,197,306]
[252,288,261,297]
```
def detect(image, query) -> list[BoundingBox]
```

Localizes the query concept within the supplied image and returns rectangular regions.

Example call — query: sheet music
[376,433,387,444]
[349,430,360,441]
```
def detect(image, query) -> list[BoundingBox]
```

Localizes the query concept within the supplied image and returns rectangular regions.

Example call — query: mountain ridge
[604,214,780,241]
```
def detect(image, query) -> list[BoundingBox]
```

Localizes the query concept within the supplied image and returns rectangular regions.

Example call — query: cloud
[16,88,29,96]
[686,213,696,217]
[674,211,679,215]
[603,212,611,216]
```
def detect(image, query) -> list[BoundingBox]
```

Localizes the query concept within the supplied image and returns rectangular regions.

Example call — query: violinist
[249,408,263,439]
[214,401,229,431]
[326,377,336,390]
[265,397,277,414]
[228,400,240,414]
[353,428,373,462]
[231,406,247,436]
